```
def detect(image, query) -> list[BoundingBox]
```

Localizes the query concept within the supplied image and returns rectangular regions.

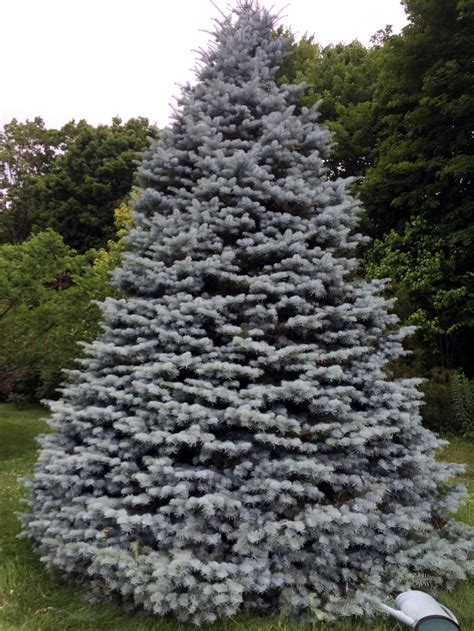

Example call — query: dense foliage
[0,117,66,244]
[22,3,473,626]
[277,34,383,179]
[0,205,132,401]
[0,117,155,251]
[277,0,473,420]
[362,0,474,375]
[0,0,472,427]
[0,116,152,401]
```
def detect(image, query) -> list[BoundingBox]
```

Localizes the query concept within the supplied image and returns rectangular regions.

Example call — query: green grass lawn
[0,403,472,631]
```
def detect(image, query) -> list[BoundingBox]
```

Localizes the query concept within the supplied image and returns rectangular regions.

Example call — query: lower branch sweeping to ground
[0,403,472,630]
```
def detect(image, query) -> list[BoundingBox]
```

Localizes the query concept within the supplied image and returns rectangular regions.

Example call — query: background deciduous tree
[277,33,382,179]
[361,0,474,375]
[0,117,155,252]
[0,118,65,244]
[28,117,155,252]
[0,204,133,401]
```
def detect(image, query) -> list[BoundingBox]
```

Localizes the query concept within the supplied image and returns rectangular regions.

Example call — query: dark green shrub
[421,369,474,436]
[449,372,474,437]
[421,368,454,434]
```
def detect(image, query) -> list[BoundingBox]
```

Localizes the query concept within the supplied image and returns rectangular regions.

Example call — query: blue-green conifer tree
[22,2,473,624]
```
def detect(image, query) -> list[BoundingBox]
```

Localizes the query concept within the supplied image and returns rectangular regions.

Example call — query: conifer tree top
[195,1,283,81]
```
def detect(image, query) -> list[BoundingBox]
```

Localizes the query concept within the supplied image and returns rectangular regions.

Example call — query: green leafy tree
[278,33,382,179]
[366,217,473,371]
[28,117,155,252]
[0,204,132,400]
[0,230,92,398]
[362,0,474,374]
[0,118,65,244]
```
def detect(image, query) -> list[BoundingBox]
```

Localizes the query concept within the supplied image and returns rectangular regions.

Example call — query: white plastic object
[378,590,460,629]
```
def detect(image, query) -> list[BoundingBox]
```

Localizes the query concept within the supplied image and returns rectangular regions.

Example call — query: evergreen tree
[22,2,473,625]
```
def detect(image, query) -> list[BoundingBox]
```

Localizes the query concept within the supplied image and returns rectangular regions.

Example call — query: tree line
[0,0,472,433]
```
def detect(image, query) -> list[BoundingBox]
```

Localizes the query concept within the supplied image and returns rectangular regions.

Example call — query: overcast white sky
[2,0,408,130]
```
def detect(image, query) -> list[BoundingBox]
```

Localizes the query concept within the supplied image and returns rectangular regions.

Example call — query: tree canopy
[0,118,65,244]
[0,204,132,401]
[361,0,474,373]
[0,117,156,252]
